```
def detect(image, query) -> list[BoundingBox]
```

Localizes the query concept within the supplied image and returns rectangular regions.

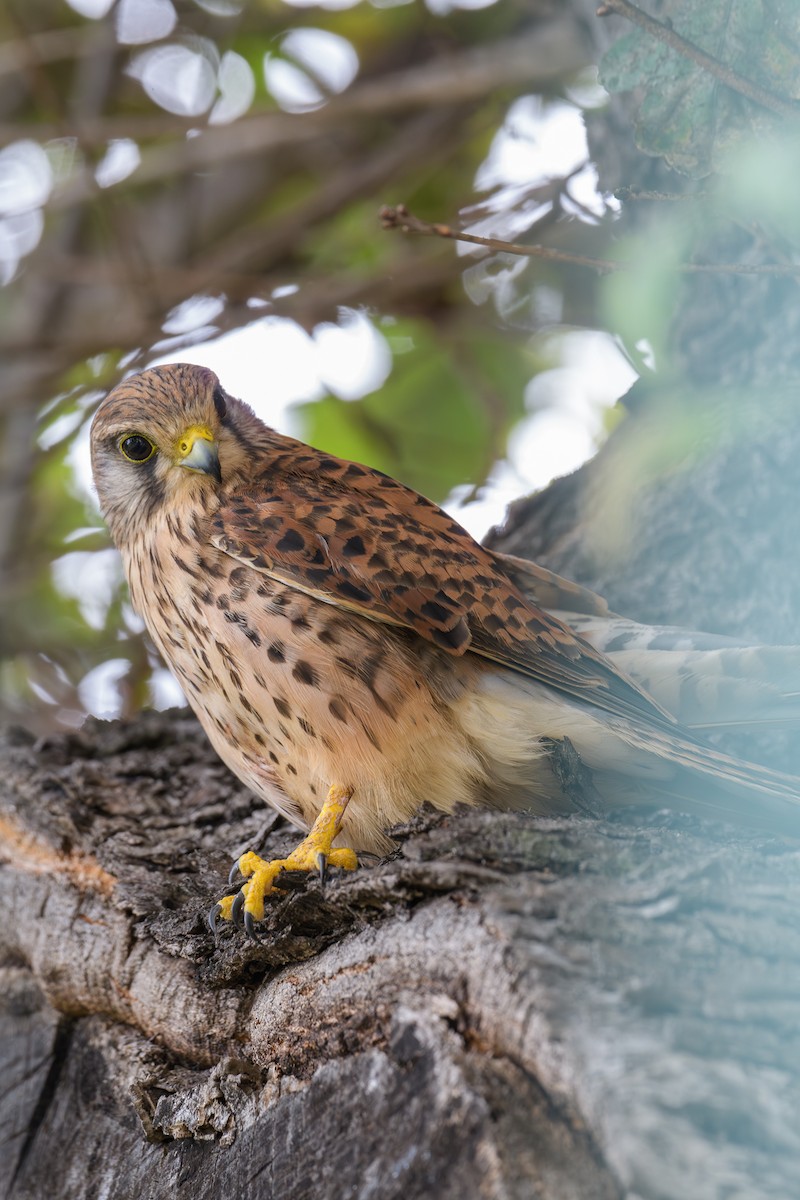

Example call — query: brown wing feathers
[210,451,676,729]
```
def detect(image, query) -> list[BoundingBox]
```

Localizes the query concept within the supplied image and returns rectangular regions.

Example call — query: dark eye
[119,434,156,463]
[212,385,227,420]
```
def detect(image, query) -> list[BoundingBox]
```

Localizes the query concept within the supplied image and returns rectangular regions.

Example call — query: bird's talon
[209,786,357,932]
[228,860,244,885]
[208,902,222,934]
[316,851,328,886]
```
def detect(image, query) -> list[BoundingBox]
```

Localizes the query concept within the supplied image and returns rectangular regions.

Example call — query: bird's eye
[119,434,156,463]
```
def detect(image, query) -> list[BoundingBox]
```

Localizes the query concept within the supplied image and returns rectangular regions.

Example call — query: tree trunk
[4,429,800,1199]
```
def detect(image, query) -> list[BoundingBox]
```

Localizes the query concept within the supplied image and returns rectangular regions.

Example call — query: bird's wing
[492,551,611,617]
[209,459,678,730]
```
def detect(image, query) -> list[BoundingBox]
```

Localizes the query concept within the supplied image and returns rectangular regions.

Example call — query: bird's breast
[121,517,520,850]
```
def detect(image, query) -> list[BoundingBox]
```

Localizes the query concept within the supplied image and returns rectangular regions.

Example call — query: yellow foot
[209,784,357,936]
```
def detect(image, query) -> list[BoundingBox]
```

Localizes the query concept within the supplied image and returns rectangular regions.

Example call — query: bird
[90,362,800,934]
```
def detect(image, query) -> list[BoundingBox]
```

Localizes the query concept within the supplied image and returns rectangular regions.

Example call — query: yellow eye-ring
[119,434,156,463]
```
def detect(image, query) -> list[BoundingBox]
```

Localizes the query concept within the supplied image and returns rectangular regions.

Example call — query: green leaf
[600,0,799,177]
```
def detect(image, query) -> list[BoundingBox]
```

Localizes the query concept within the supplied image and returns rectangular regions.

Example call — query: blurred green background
[1,0,799,731]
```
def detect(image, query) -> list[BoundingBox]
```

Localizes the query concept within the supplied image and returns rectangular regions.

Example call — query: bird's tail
[495,551,800,730]
[563,616,800,732]
[494,550,800,825]
[574,622,800,825]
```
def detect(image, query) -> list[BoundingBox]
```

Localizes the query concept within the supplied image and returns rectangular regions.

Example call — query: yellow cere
[177,425,215,459]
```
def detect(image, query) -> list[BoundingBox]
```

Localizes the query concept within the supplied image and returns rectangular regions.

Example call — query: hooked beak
[177,426,221,483]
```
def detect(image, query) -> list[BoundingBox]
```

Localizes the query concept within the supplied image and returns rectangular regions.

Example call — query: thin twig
[615,187,702,202]
[0,23,117,78]
[380,204,800,277]
[380,205,622,272]
[597,0,799,120]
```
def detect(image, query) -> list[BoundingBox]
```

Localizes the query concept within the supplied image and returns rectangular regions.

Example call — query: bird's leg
[211,784,358,933]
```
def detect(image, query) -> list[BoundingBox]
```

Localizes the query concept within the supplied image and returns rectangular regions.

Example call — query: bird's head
[90,363,256,544]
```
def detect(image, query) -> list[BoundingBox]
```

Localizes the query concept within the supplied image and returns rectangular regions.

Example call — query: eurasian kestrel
[90,363,800,933]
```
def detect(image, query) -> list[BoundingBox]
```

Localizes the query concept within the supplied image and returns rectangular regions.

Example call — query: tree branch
[380,204,800,276]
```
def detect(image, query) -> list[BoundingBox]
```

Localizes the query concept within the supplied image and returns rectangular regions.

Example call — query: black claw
[208,902,222,935]
[231,889,245,929]
[316,851,328,888]
[244,910,258,940]
[228,860,243,885]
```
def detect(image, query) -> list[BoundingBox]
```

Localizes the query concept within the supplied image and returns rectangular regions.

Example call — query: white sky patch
[426,0,497,14]
[78,659,131,719]
[264,28,358,111]
[477,97,587,193]
[39,387,103,454]
[312,308,392,400]
[209,51,256,125]
[0,140,53,282]
[194,0,243,14]
[38,407,86,451]
[281,0,362,10]
[128,40,218,116]
[447,331,636,538]
[0,141,53,214]
[147,308,393,432]
[162,294,226,335]
[52,548,125,629]
[95,139,141,188]
[29,677,58,706]
[149,668,186,709]
[65,0,115,17]
[64,525,106,544]
[122,602,146,635]
[281,28,359,94]
[462,98,608,250]
[263,56,326,112]
[66,416,100,510]
[564,67,610,111]
[115,0,177,45]
[0,210,43,285]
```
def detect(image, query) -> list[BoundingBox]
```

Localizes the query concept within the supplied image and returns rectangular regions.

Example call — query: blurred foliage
[297,318,537,496]
[1,0,799,730]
